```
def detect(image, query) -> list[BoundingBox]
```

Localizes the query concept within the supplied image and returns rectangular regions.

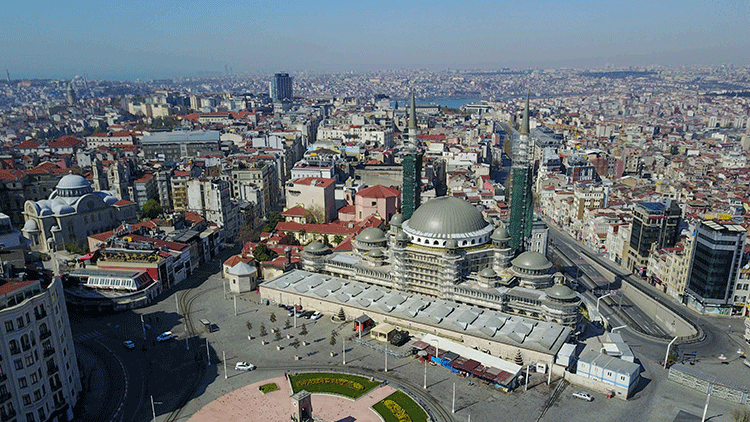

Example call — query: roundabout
[187,371,429,422]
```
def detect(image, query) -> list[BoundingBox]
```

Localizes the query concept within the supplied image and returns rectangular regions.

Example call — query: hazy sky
[2,0,748,80]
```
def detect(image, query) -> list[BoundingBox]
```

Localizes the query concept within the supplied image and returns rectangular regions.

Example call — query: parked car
[311,311,323,320]
[235,362,256,371]
[302,311,315,319]
[156,331,174,342]
[572,391,593,401]
[123,340,135,349]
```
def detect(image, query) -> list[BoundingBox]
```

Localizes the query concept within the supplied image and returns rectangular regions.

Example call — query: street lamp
[430,339,440,363]
[151,396,163,422]
[664,337,678,369]
[596,292,616,320]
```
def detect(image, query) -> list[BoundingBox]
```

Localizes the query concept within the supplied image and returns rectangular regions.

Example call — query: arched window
[8,339,18,353]
[21,334,31,350]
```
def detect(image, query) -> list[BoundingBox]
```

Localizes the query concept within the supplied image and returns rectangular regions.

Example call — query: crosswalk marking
[73,331,103,342]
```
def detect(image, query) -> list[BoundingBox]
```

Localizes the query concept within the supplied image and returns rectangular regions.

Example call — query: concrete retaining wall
[620,282,695,338]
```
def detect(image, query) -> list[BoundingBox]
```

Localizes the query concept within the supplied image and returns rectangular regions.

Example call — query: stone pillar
[291,390,312,422]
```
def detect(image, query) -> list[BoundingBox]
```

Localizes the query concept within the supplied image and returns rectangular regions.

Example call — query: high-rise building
[685,220,746,309]
[0,275,82,421]
[508,93,535,255]
[626,200,682,274]
[401,91,422,220]
[270,73,293,102]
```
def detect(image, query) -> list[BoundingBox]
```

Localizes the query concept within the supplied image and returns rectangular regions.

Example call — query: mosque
[21,173,138,253]
[301,196,580,326]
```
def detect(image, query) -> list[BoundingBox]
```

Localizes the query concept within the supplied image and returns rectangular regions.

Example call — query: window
[33,389,41,401]
[4,321,13,332]
[14,359,23,370]
[18,377,27,388]
[26,355,34,366]
[16,317,24,329]
[22,395,31,406]
[29,373,37,384]
[26,412,35,422]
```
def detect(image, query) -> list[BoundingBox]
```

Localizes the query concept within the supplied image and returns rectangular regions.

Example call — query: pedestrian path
[73,331,103,342]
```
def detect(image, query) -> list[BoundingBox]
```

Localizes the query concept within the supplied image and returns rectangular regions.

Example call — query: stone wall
[668,364,750,405]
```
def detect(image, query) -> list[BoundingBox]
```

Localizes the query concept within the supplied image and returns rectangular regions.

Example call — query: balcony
[39,330,52,340]
[43,347,55,358]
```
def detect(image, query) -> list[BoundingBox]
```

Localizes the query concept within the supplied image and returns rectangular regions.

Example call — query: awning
[77,252,94,261]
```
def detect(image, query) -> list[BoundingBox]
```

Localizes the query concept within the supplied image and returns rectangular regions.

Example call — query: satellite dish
[418,350,428,357]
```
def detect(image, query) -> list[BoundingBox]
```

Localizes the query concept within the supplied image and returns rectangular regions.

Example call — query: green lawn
[372,390,428,422]
[289,372,381,399]
[259,382,279,394]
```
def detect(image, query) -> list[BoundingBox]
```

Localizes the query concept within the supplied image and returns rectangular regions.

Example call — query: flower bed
[289,372,380,399]
[371,391,428,422]
[259,382,279,394]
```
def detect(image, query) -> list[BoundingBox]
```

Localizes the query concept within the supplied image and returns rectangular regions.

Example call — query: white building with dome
[21,174,138,253]
[299,196,580,325]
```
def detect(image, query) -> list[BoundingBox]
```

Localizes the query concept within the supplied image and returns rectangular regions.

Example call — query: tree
[330,333,337,347]
[291,339,301,350]
[333,234,344,245]
[305,205,326,224]
[285,318,292,329]
[299,323,308,337]
[253,244,278,262]
[270,312,276,323]
[141,199,163,220]
[246,321,252,331]
[259,323,267,336]
[336,308,346,322]
[274,329,282,341]
[514,350,524,367]
[262,212,283,232]
[732,408,750,422]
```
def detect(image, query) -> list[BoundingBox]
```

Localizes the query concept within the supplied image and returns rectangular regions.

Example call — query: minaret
[508,91,535,255]
[401,90,423,220]
[5,69,9,84]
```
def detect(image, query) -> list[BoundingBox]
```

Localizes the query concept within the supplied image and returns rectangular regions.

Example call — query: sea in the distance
[392,98,481,109]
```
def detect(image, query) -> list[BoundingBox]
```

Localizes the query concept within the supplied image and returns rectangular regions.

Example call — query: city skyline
[2,0,749,80]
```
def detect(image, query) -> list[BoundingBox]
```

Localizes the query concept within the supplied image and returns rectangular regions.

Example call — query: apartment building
[285,178,336,223]
[186,179,239,241]
[626,201,682,274]
[0,276,81,422]
[230,164,278,218]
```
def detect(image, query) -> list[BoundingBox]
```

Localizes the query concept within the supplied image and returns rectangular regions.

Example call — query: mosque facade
[21,174,138,253]
[301,196,580,326]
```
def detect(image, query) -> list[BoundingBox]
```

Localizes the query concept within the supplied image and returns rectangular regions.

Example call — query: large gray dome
[56,174,90,190]
[405,197,489,236]
[512,251,553,271]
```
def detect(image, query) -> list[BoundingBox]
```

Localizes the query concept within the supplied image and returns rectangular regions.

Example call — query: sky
[1,0,748,80]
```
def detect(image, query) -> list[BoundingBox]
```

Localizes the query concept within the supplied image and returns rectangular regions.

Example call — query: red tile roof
[357,184,400,199]
[17,140,40,148]
[292,177,335,188]
[48,136,83,148]
[114,199,134,206]
[0,280,37,296]
[281,206,309,217]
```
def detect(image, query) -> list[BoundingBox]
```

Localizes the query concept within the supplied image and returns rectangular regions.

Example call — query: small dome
[304,241,329,254]
[491,226,510,241]
[39,207,53,216]
[228,262,256,276]
[512,251,553,271]
[396,231,409,242]
[103,195,118,206]
[357,227,386,243]
[479,268,497,278]
[56,174,90,190]
[390,213,403,227]
[50,225,61,232]
[445,239,458,249]
[367,249,385,258]
[545,284,577,301]
[51,200,75,215]
[22,219,39,232]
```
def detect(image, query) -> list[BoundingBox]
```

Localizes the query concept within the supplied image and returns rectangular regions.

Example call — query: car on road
[123,340,135,349]
[235,362,256,371]
[156,331,174,342]
[311,311,323,320]
[572,391,593,401]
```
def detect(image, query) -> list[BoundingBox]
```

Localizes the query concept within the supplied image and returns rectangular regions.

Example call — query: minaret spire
[408,89,417,145]
[520,89,530,135]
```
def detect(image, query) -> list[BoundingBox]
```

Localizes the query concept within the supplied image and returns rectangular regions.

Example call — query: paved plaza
[187,375,397,422]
